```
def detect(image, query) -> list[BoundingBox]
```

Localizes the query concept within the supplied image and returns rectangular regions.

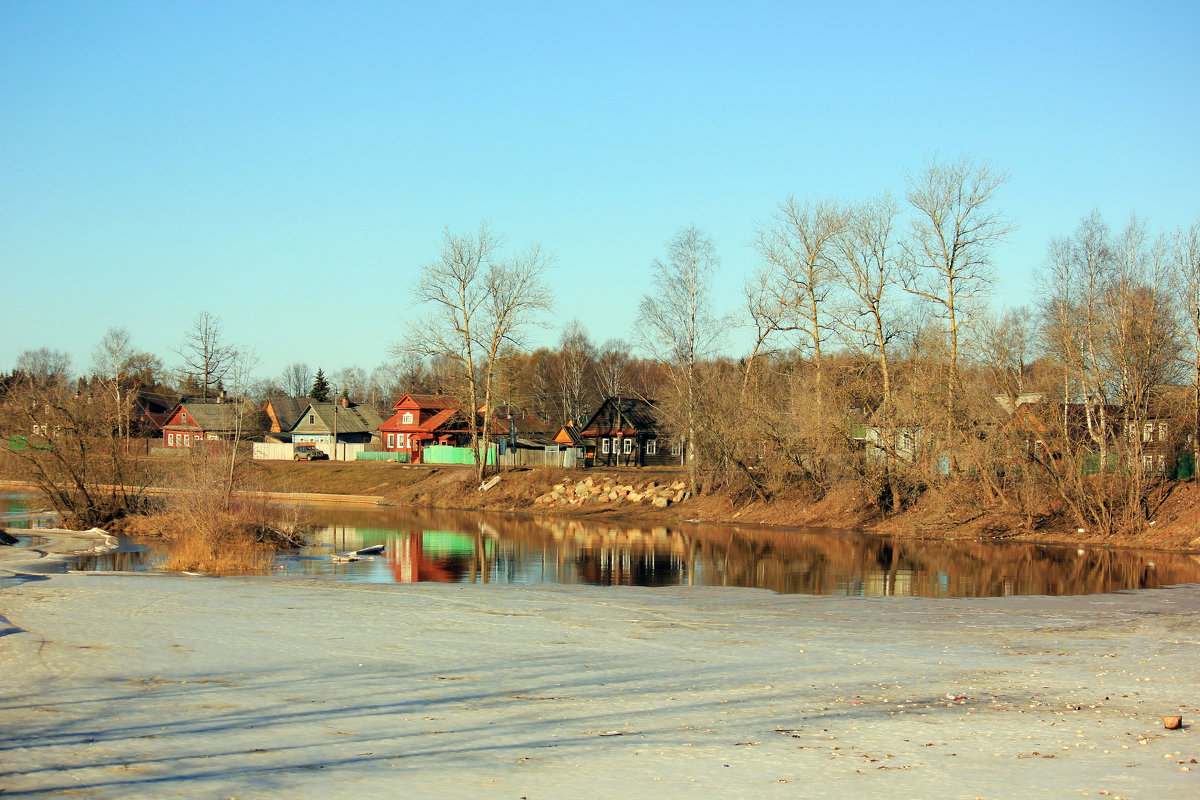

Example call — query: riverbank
[7,458,1200,552]
[2,564,1197,799]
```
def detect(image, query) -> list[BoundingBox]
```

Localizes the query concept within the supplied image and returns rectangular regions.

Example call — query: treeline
[4,154,1200,537]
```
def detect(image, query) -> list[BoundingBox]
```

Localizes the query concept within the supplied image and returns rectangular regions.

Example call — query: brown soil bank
[8,456,1200,551]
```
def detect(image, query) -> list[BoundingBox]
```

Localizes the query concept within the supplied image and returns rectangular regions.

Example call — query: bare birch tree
[402,223,553,482]
[638,226,724,494]
[555,320,596,426]
[903,154,1012,426]
[92,327,134,438]
[829,195,912,509]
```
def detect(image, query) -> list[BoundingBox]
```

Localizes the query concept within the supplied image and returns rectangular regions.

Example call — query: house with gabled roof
[264,396,310,437]
[376,393,472,464]
[161,402,241,448]
[290,398,384,446]
[578,397,674,467]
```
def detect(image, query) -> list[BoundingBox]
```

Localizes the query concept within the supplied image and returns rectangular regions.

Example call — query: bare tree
[829,194,913,510]
[593,338,633,400]
[554,320,596,426]
[175,312,237,401]
[402,223,553,481]
[91,327,134,438]
[748,197,845,395]
[15,347,71,386]
[831,195,905,408]
[638,226,724,494]
[903,154,1013,415]
[334,365,368,401]
[280,362,312,397]
[0,377,150,528]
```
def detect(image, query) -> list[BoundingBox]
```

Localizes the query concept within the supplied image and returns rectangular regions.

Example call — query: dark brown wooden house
[578,397,674,467]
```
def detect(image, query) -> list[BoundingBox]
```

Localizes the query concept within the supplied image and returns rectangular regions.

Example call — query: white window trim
[402,412,414,424]
[646,439,656,455]
[623,438,633,454]
[168,433,175,446]
[602,438,610,454]
[386,433,395,448]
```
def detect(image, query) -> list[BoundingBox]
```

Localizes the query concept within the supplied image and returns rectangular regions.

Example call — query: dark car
[293,444,329,461]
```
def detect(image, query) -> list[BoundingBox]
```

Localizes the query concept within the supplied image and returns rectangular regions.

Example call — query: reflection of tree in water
[302,505,1200,597]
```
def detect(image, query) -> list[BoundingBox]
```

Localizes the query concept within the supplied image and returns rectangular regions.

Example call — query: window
[623,438,633,454]
[1143,454,1155,472]
[602,438,610,454]
[181,411,187,423]
[402,412,414,425]
[646,439,657,455]
[168,433,175,446]
[1143,423,1153,442]
[671,441,682,456]
[1159,422,1168,441]
[309,414,315,425]
[386,433,395,448]
[184,434,191,447]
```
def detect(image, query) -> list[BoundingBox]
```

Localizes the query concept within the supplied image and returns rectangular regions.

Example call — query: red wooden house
[160,402,239,448]
[376,394,468,464]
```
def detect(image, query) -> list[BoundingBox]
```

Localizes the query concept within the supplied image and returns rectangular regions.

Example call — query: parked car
[293,444,329,461]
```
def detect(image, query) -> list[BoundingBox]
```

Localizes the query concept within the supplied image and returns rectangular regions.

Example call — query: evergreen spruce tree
[310,368,330,402]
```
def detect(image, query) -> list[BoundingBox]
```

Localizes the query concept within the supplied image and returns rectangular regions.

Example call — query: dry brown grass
[139,448,312,574]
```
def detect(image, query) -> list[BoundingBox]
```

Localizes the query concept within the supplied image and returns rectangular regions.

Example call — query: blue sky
[2,1,1197,383]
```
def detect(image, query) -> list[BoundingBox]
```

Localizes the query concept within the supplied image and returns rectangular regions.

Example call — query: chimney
[341,396,350,408]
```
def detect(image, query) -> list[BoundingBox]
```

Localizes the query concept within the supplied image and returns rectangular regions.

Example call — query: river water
[4,495,1200,597]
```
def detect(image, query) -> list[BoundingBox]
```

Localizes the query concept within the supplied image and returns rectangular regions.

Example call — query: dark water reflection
[289,506,1200,597]
[6,495,1200,597]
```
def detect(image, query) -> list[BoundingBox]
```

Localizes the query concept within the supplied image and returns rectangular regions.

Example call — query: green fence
[8,435,51,452]
[423,444,497,466]
[355,451,410,463]
[1176,452,1195,480]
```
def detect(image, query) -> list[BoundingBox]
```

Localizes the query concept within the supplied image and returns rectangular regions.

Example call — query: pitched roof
[392,393,460,411]
[170,402,240,432]
[298,402,385,435]
[265,396,310,432]
[579,397,660,436]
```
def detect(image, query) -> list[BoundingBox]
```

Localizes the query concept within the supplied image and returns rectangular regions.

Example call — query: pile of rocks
[534,477,690,509]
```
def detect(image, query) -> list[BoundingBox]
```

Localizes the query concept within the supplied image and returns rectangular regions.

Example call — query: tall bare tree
[748,197,845,395]
[91,327,134,438]
[831,195,905,408]
[402,223,553,481]
[638,226,724,494]
[554,320,596,426]
[175,311,236,401]
[903,154,1013,423]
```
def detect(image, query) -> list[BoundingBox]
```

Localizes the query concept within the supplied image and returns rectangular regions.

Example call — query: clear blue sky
[2,1,1197,383]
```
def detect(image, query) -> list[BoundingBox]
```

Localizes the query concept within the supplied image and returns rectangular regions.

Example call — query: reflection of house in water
[387,531,496,583]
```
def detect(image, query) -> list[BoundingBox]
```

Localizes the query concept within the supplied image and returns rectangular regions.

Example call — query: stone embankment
[534,476,691,509]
